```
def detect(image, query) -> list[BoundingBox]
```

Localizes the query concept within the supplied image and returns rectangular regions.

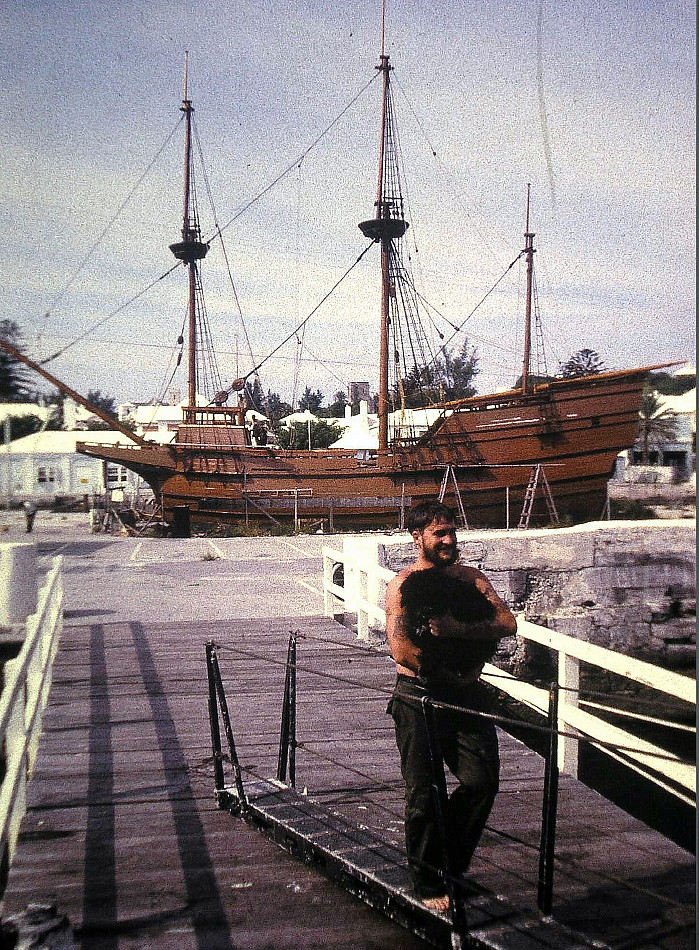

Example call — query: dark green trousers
[388,675,500,898]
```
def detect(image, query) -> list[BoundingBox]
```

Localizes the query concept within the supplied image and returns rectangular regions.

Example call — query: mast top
[181,50,193,113]
[525,182,534,238]
[380,0,386,59]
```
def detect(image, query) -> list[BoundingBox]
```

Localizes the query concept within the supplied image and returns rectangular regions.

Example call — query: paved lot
[1,510,344,624]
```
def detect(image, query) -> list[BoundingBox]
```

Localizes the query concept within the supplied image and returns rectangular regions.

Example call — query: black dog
[399,568,496,680]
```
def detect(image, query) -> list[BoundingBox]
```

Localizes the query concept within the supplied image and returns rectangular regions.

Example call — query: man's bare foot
[422,894,450,913]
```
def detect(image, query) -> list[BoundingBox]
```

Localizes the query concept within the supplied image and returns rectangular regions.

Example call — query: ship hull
[77,368,649,529]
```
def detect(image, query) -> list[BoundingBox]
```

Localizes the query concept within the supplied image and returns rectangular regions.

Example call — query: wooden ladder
[518,464,560,529]
[438,465,468,527]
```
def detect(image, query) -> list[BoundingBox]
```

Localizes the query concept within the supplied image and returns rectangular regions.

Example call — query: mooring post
[205,642,225,794]
[538,682,560,915]
[421,697,468,943]
[277,630,298,786]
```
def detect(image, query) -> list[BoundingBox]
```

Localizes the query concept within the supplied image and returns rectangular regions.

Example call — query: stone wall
[376,520,696,672]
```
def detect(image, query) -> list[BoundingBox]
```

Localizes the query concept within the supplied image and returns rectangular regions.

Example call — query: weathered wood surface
[2,615,695,949]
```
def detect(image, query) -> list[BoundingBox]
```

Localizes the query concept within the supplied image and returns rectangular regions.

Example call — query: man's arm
[385,574,422,673]
[429,568,517,642]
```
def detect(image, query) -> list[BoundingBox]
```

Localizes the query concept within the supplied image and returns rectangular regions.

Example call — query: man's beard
[423,543,458,567]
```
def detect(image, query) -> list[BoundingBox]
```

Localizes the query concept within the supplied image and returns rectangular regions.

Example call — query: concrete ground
[0,509,348,624]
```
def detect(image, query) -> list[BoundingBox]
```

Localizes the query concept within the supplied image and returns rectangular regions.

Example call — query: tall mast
[359,4,408,451]
[169,52,208,407]
[520,184,535,394]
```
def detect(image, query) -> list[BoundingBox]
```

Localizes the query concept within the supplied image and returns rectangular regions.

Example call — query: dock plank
[2,615,694,949]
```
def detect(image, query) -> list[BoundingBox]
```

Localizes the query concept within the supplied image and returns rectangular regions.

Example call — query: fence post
[0,543,37,627]
[205,642,225,795]
[421,698,468,944]
[557,651,580,777]
[357,568,369,641]
[277,631,298,787]
[323,551,335,618]
[538,683,560,915]
[209,647,247,811]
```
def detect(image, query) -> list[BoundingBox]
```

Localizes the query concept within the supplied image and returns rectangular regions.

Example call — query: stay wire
[429,251,525,369]
[37,75,377,370]
[192,117,260,389]
[39,117,184,328]
[206,71,380,244]
[39,261,181,366]
[213,240,376,399]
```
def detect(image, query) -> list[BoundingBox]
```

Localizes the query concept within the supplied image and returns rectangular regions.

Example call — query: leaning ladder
[437,465,468,527]
[518,464,560,529]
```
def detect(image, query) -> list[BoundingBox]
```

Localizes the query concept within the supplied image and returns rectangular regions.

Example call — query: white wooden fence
[0,557,63,876]
[322,545,696,806]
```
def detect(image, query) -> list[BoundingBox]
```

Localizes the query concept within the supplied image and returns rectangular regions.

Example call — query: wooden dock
[2,613,695,949]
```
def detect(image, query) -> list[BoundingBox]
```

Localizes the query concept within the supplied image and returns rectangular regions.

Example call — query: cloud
[3,0,693,406]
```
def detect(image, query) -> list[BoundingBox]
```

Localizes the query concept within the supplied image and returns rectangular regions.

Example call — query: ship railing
[322,545,695,805]
[0,555,63,880]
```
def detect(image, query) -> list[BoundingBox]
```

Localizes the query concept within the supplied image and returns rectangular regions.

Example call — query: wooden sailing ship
[1,37,660,531]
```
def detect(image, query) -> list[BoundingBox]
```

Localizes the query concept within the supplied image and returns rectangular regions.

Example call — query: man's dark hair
[406,500,455,533]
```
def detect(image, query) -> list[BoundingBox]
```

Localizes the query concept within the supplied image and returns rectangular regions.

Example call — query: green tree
[86,389,117,414]
[0,413,44,443]
[264,391,292,425]
[559,349,606,378]
[0,320,32,401]
[398,339,479,408]
[245,377,264,410]
[646,371,696,396]
[326,390,348,417]
[277,419,342,449]
[299,387,324,413]
[45,391,65,429]
[637,387,678,463]
[83,389,117,430]
[512,373,554,390]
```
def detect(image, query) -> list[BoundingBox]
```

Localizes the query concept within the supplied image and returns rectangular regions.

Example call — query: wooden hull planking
[77,368,647,528]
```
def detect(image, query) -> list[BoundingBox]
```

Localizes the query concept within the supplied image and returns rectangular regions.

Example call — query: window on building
[106,465,129,484]
[37,467,56,484]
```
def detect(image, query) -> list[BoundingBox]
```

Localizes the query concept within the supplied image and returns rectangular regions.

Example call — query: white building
[613,385,696,484]
[0,430,150,506]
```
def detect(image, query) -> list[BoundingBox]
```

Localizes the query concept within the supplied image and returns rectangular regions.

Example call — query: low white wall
[348,520,696,669]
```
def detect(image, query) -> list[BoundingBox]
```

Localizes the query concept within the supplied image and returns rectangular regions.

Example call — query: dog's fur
[399,567,496,679]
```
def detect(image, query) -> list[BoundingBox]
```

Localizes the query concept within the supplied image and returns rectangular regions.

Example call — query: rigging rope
[39,262,181,366]
[439,252,524,346]
[35,75,379,372]
[207,71,380,245]
[537,0,557,206]
[38,117,184,330]
[211,240,377,401]
[192,117,260,392]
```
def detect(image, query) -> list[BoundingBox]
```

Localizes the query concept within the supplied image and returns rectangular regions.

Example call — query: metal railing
[0,557,63,882]
[322,544,696,804]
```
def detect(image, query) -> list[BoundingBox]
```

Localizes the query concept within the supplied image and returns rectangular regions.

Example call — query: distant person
[252,421,268,446]
[384,500,516,912]
[23,500,38,533]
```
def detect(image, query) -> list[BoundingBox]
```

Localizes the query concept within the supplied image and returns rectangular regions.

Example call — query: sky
[2,0,695,407]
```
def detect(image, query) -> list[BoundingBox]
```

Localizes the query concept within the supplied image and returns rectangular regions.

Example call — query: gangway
[205,638,610,950]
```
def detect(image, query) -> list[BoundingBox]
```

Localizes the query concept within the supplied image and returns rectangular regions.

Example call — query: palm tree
[637,387,678,463]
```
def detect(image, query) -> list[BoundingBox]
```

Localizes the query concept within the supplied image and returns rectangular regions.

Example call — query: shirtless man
[385,500,516,912]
